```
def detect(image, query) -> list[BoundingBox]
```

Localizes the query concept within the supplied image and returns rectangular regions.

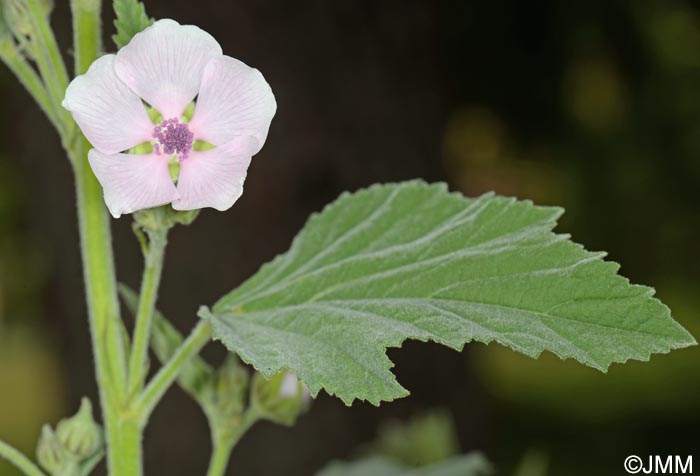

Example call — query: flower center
[152,118,194,160]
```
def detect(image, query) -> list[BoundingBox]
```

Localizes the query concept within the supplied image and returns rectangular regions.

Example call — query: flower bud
[214,355,249,419]
[36,425,67,474]
[251,371,311,426]
[55,398,103,460]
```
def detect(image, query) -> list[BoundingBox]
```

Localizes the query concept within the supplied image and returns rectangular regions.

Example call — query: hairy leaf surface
[204,181,695,404]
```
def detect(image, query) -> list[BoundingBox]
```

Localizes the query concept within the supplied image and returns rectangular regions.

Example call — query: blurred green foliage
[322,411,491,476]
[367,411,460,467]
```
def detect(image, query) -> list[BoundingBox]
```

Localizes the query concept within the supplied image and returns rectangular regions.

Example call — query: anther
[152,118,194,160]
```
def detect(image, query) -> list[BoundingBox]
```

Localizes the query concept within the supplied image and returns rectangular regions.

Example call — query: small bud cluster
[251,371,311,427]
[36,398,103,476]
[201,357,311,437]
[213,355,249,420]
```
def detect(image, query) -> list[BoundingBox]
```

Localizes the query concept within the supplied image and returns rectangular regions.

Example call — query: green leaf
[112,0,152,49]
[316,454,493,476]
[204,181,695,405]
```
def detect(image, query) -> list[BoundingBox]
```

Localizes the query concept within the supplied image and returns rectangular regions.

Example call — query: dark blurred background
[1,1,699,475]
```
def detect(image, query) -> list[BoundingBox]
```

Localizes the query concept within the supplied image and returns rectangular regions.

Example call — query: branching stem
[0,440,47,476]
[128,230,168,397]
[206,411,261,476]
[0,41,61,131]
[135,320,213,419]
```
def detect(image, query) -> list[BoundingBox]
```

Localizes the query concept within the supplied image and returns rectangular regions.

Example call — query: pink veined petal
[62,55,154,155]
[114,19,223,120]
[88,149,180,219]
[172,137,257,212]
[189,55,277,153]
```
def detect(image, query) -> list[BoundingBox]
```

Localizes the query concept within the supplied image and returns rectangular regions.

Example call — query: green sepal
[133,205,200,235]
[36,425,67,474]
[146,105,162,124]
[193,140,216,152]
[182,101,195,122]
[212,355,249,421]
[55,398,103,461]
[127,142,154,155]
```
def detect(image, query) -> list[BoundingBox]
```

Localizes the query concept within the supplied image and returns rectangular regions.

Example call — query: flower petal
[173,137,257,212]
[114,19,223,119]
[189,55,276,153]
[63,55,153,155]
[88,149,179,218]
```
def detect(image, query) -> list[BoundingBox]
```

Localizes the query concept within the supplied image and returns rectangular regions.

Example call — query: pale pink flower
[62,19,276,218]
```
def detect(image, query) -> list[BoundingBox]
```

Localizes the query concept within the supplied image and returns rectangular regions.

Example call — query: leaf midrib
[228,296,680,342]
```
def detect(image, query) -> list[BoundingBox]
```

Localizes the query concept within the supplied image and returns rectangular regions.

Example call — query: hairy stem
[206,438,235,476]
[128,230,168,396]
[70,0,102,75]
[100,406,143,476]
[0,440,46,476]
[135,320,213,419]
[71,137,133,476]
[25,0,73,134]
[66,2,144,474]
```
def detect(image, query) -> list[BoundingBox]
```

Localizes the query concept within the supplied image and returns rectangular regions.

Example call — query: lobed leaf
[112,0,153,49]
[204,181,696,405]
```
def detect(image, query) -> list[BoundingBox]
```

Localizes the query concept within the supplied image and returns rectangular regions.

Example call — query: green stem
[25,0,72,133]
[71,137,132,476]
[0,40,61,131]
[66,3,140,474]
[135,320,213,419]
[206,438,234,476]
[100,406,142,476]
[206,411,260,476]
[20,1,146,475]
[70,0,102,75]
[127,230,168,396]
[0,440,47,476]
[71,138,129,395]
